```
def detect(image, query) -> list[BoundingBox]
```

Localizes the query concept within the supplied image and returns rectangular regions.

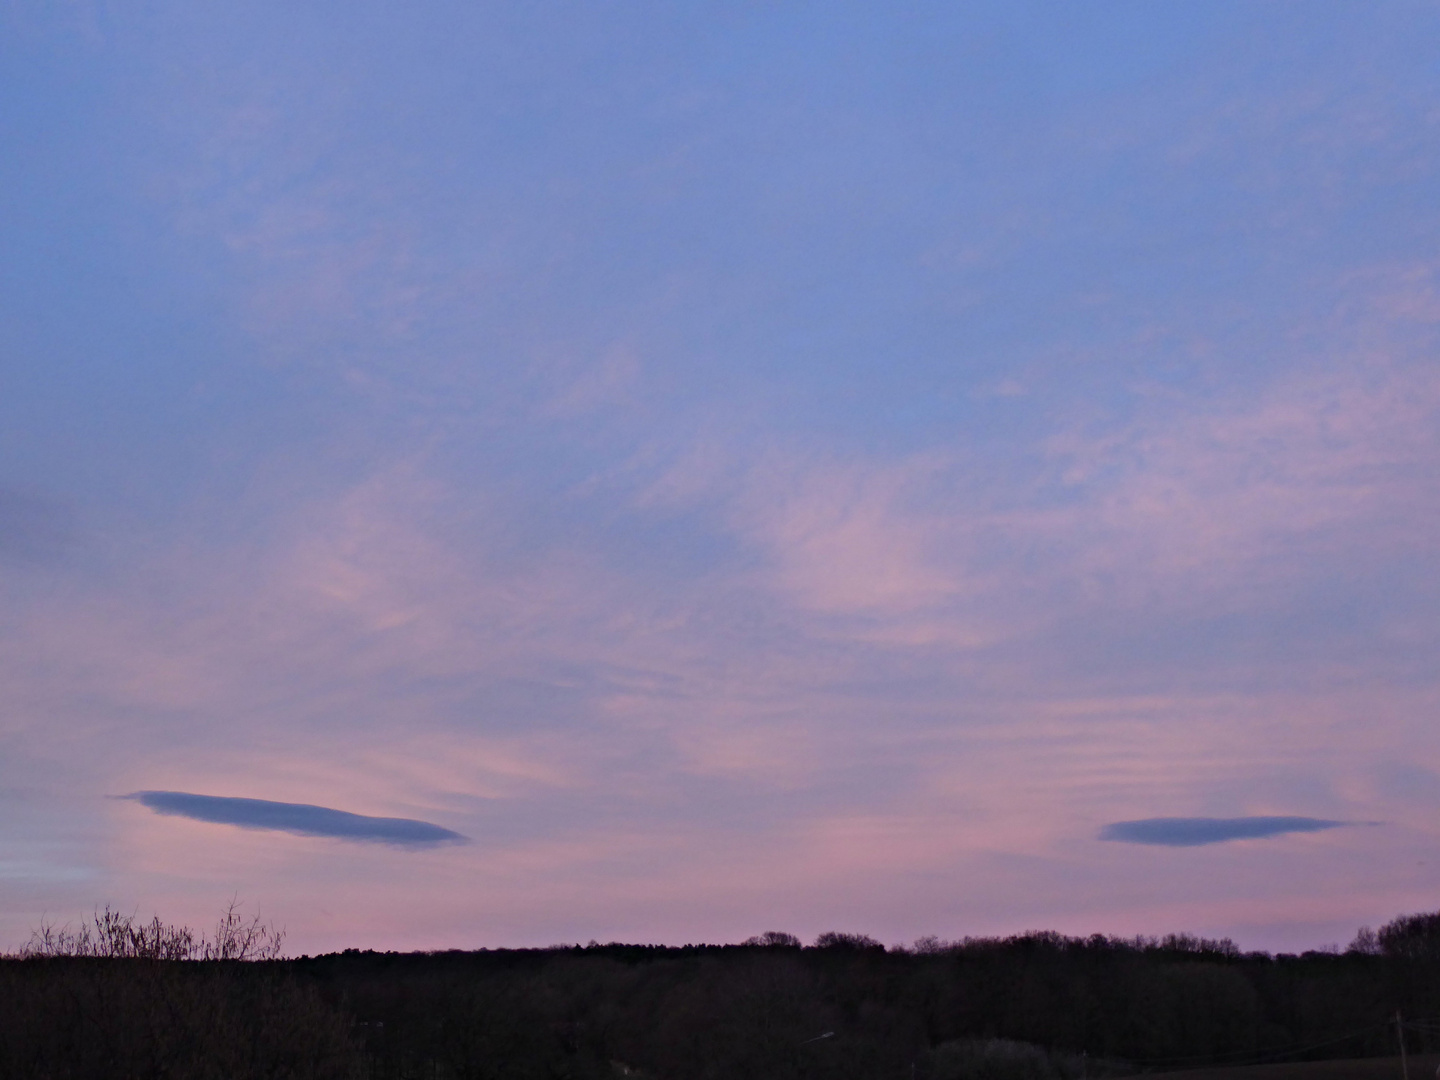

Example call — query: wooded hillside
[6,910,1440,1079]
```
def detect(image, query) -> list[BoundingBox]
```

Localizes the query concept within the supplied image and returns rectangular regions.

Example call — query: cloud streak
[1099,816,1351,847]
[121,791,467,848]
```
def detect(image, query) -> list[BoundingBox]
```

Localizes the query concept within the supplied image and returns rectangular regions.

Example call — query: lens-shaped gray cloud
[1099,816,1349,847]
[122,791,467,847]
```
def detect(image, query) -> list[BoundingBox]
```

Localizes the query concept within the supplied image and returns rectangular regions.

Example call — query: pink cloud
[7,316,1440,952]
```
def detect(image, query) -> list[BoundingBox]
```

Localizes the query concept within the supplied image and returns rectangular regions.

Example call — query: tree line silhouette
[5,907,1440,1079]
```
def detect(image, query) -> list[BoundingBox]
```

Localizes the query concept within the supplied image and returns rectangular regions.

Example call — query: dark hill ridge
[7,910,1440,1079]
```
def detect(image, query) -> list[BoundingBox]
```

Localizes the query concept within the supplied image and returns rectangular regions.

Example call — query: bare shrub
[202,899,285,960]
[19,900,283,961]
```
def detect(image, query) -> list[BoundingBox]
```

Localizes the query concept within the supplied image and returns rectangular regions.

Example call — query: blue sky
[4,1,1440,953]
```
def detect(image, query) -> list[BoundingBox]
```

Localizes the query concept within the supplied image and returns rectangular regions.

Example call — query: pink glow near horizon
[4,3,1440,955]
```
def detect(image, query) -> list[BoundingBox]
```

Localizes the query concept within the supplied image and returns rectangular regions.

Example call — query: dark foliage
[6,909,1440,1079]
[0,958,362,1079]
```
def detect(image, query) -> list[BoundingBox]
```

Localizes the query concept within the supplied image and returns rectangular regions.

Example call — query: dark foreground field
[6,912,1440,1079]
[1146,1055,1440,1080]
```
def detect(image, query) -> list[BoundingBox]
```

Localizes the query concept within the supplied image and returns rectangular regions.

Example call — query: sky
[3,0,1440,955]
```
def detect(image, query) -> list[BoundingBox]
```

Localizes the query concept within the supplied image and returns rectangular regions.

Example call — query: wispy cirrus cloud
[717,344,1440,642]
[1100,816,1353,847]
[121,791,467,847]
[7,1,1440,956]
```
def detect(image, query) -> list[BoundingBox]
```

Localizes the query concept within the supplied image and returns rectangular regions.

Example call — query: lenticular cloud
[1099,816,1349,847]
[122,791,467,847]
